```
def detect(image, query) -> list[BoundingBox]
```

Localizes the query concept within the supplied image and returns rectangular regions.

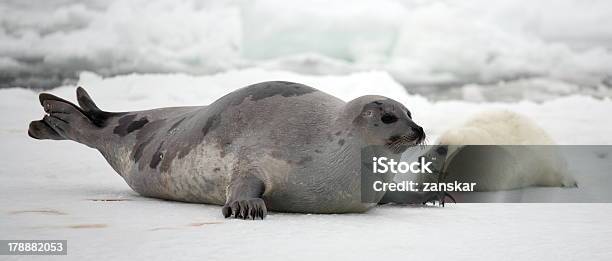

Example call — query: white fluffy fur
[435,110,577,191]
[437,110,555,145]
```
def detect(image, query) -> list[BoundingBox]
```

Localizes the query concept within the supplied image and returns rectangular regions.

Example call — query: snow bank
[2,0,612,95]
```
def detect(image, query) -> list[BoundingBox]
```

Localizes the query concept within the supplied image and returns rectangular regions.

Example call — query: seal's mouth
[385,134,426,154]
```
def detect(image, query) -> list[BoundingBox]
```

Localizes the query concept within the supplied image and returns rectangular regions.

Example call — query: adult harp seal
[29,81,431,219]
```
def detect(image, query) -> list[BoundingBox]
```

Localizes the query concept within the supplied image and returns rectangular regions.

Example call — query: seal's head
[347,96,426,153]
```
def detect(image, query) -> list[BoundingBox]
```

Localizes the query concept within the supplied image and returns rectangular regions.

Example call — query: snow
[1,69,612,259]
[2,0,612,100]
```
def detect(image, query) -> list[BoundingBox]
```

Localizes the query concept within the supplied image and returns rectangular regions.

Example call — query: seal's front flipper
[420,191,456,207]
[222,175,267,220]
[379,190,455,207]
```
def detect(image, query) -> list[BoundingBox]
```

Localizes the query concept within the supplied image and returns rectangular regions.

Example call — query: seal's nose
[411,126,426,142]
[412,126,424,136]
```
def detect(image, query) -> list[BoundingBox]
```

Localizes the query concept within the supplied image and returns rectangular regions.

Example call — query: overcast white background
[1,0,611,101]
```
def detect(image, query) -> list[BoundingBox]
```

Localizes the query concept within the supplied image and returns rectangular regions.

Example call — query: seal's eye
[406,110,412,119]
[381,113,398,124]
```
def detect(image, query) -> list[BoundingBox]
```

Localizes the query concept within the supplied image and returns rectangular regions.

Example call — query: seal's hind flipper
[29,88,110,148]
[76,87,101,113]
[29,92,84,141]
[38,92,84,113]
[76,87,117,127]
[28,120,65,140]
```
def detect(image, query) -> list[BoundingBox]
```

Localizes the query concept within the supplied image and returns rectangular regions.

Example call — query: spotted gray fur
[29,81,427,218]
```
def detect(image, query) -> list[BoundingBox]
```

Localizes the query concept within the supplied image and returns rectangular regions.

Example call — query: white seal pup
[425,110,577,191]
[28,82,439,219]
